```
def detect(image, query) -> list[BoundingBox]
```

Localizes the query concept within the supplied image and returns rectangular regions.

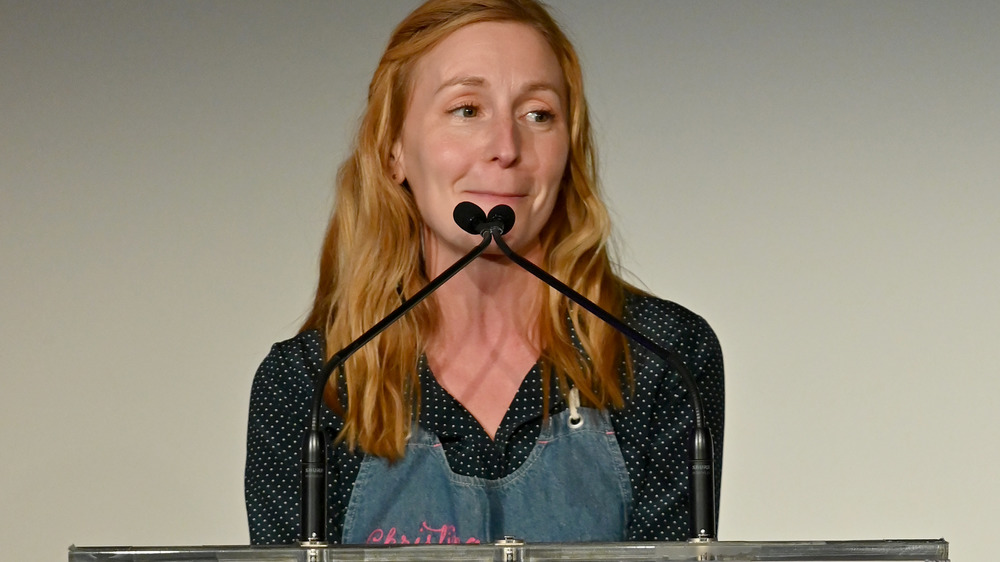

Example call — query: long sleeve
[244,332,326,545]
[613,295,725,541]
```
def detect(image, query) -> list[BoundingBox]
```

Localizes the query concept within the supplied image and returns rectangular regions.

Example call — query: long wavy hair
[301,0,633,460]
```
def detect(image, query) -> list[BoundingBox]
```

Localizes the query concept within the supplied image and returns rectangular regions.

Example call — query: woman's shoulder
[616,289,724,422]
[248,329,346,443]
[266,329,325,361]
[620,289,724,394]
[622,290,719,349]
[251,329,326,398]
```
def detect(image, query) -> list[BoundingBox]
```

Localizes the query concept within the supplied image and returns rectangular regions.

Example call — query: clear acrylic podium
[69,539,949,561]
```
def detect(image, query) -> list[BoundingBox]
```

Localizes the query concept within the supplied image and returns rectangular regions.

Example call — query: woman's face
[391,21,570,262]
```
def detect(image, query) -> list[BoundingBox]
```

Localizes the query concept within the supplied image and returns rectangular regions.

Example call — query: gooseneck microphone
[299,201,715,544]
[471,202,718,542]
[299,206,494,545]
[454,200,515,237]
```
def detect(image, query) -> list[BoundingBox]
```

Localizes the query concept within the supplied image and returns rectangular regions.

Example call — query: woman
[246,0,723,545]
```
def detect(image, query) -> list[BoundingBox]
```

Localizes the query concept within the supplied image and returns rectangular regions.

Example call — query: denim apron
[341,399,632,544]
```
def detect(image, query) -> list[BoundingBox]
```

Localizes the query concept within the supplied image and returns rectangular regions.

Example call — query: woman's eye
[526,110,554,123]
[450,105,478,118]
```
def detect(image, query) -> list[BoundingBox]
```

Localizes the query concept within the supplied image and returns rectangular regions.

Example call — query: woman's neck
[422,241,547,438]
[421,230,547,338]
[429,252,542,348]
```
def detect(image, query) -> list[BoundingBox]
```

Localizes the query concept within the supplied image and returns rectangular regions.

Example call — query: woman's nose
[486,114,520,168]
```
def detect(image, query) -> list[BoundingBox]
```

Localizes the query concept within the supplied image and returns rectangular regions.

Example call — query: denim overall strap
[341,406,632,544]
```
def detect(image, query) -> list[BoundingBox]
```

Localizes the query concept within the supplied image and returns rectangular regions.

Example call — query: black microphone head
[453,202,487,235]
[487,205,515,235]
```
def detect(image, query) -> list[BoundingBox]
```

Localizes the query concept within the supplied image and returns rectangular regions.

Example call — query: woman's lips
[461,191,527,204]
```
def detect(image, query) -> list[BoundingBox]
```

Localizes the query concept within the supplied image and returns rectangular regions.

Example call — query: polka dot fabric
[245,292,724,544]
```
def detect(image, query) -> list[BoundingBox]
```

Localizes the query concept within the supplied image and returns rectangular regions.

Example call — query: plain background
[2,1,998,561]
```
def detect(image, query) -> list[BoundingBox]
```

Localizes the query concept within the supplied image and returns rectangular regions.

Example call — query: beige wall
[2,1,997,560]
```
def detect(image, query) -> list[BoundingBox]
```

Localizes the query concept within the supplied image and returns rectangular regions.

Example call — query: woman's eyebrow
[436,75,486,94]
[523,81,562,97]
[435,76,561,97]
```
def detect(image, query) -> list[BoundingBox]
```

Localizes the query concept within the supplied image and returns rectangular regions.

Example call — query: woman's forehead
[407,21,565,99]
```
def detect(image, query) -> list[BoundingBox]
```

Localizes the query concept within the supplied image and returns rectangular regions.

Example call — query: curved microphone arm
[486,205,717,541]
[300,229,493,545]
[489,234,709,427]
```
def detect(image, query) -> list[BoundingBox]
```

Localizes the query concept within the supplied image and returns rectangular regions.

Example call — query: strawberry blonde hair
[302,0,632,459]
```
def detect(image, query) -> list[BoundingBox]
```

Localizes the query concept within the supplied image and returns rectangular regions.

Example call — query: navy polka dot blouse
[245,293,724,544]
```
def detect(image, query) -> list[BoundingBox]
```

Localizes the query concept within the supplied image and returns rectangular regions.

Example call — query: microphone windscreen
[487,205,516,235]
[453,202,487,235]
